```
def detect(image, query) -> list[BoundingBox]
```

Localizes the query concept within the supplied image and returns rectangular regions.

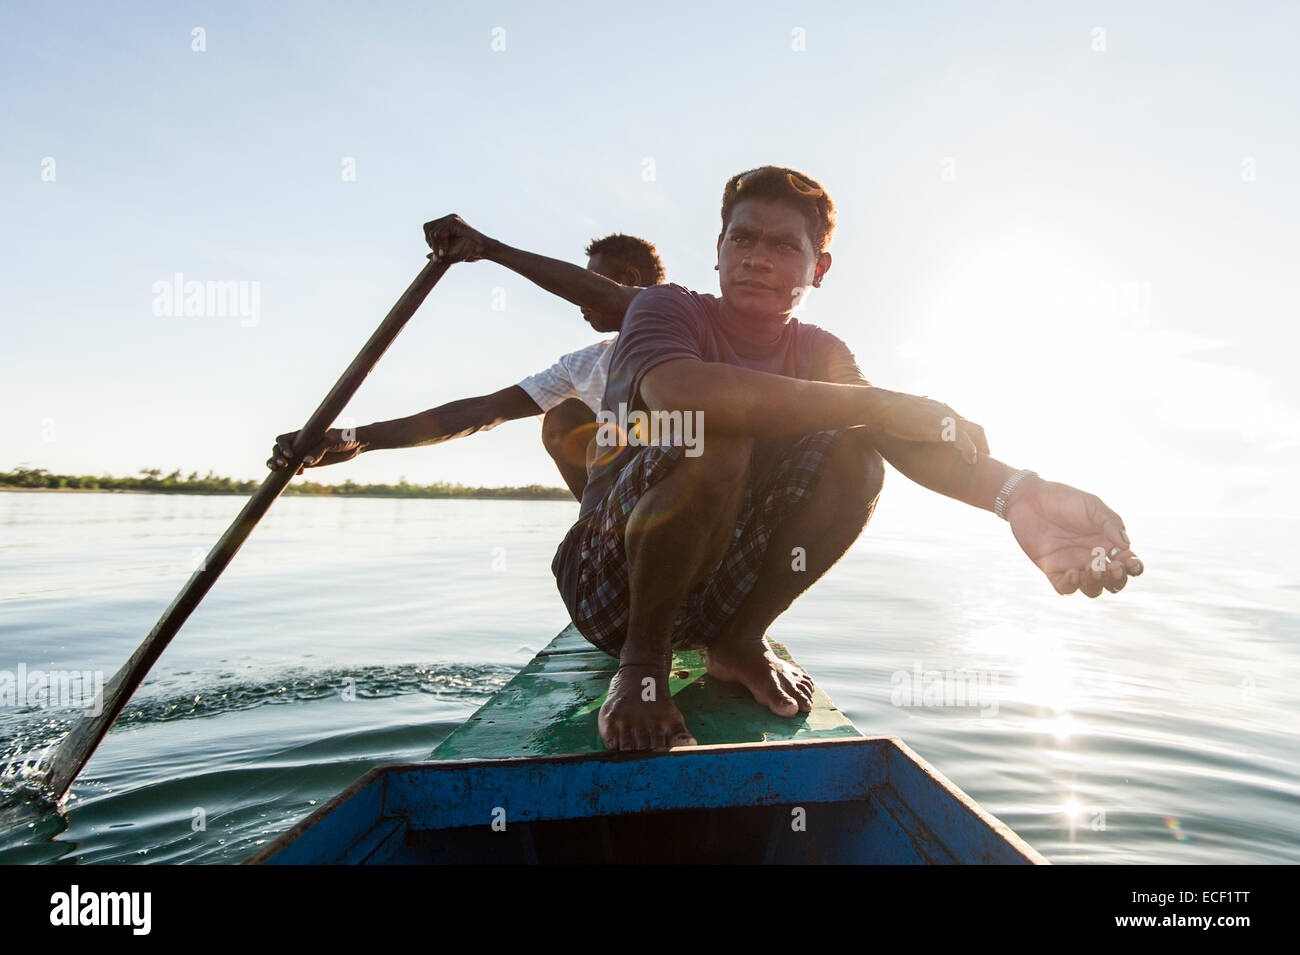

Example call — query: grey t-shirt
[551,283,867,612]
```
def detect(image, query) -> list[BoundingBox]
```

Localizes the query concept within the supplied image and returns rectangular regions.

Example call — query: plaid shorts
[569,430,843,656]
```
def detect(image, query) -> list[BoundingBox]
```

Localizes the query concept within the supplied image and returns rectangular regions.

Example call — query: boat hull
[246,627,1048,864]
[247,737,1046,864]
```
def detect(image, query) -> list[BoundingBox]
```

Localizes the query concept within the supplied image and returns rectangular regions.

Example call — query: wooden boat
[246,626,1048,864]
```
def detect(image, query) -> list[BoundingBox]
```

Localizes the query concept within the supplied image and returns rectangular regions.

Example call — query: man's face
[716,198,827,319]
[581,252,628,333]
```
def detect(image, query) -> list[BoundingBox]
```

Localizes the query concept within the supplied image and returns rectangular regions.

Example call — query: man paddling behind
[552,165,1144,751]
[267,222,662,499]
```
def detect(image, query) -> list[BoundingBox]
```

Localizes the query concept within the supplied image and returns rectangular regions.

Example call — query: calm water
[1,489,1296,864]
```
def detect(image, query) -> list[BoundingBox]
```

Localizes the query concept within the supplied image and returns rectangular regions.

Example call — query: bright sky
[4,1,1297,523]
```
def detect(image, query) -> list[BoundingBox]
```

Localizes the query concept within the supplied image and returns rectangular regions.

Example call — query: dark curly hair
[585,233,666,285]
[720,166,836,255]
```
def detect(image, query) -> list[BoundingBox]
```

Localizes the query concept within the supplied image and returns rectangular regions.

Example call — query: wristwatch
[994,469,1038,520]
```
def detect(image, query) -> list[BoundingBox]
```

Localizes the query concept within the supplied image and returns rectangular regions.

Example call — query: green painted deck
[431,624,862,759]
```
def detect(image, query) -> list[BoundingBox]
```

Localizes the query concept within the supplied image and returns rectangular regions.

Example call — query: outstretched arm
[642,359,1143,599]
[268,386,542,472]
[359,385,542,450]
[822,348,1143,598]
[423,214,640,319]
[868,429,1143,598]
[486,242,640,317]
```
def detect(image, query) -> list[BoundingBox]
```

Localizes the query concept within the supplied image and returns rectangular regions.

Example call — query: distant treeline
[0,466,572,501]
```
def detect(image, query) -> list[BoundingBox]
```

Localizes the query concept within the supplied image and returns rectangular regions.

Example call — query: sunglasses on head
[736,169,825,198]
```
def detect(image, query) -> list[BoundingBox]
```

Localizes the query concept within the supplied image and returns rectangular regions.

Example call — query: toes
[778,666,814,712]
[783,673,813,711]
[668,720,697,747]
[612,725,687,751]
[795,679,815,711]
[767,687,799,717]
[761,669,798,709]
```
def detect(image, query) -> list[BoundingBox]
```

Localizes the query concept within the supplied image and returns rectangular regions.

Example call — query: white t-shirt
[516,338,615,414]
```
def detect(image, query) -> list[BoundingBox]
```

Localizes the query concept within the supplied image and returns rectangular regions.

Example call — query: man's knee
[833,429,886,509]
[542,399,594,455]
[679,432,753,500]
[627,434,752,550]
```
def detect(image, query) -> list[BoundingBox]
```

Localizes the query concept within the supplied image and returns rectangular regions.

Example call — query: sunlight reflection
[1045,711,1077,742]
[1060,794,1106,843]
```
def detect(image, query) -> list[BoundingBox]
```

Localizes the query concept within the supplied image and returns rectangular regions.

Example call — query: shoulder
[791,319,869,384]
[627,283,715,320]
[561,337,617,361]
[558,337,616,373]
[617,285,714,352]
[632,282,697,302]
[791,318,853,354]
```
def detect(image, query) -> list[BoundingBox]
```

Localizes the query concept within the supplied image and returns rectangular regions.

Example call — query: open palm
[1006,479,1144,597]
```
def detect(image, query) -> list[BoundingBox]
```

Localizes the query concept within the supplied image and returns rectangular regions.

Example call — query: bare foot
[705,638,815,716]
[597,664,698,751]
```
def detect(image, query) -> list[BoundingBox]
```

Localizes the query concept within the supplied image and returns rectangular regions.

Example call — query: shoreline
[0,486,572,502]
[1,486,150,494]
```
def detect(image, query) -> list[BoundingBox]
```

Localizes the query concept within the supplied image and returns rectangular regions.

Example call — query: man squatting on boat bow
[274,166,1144,752]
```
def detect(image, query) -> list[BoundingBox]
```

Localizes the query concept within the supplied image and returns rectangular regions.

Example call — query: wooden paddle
[38,258,452,801]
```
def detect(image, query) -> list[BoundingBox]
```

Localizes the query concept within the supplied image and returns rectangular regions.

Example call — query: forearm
[870,433,1019,511]
[485,240,635,317]
[357,400,494,451]
[358,388,538,451]
[642,359,892,436]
